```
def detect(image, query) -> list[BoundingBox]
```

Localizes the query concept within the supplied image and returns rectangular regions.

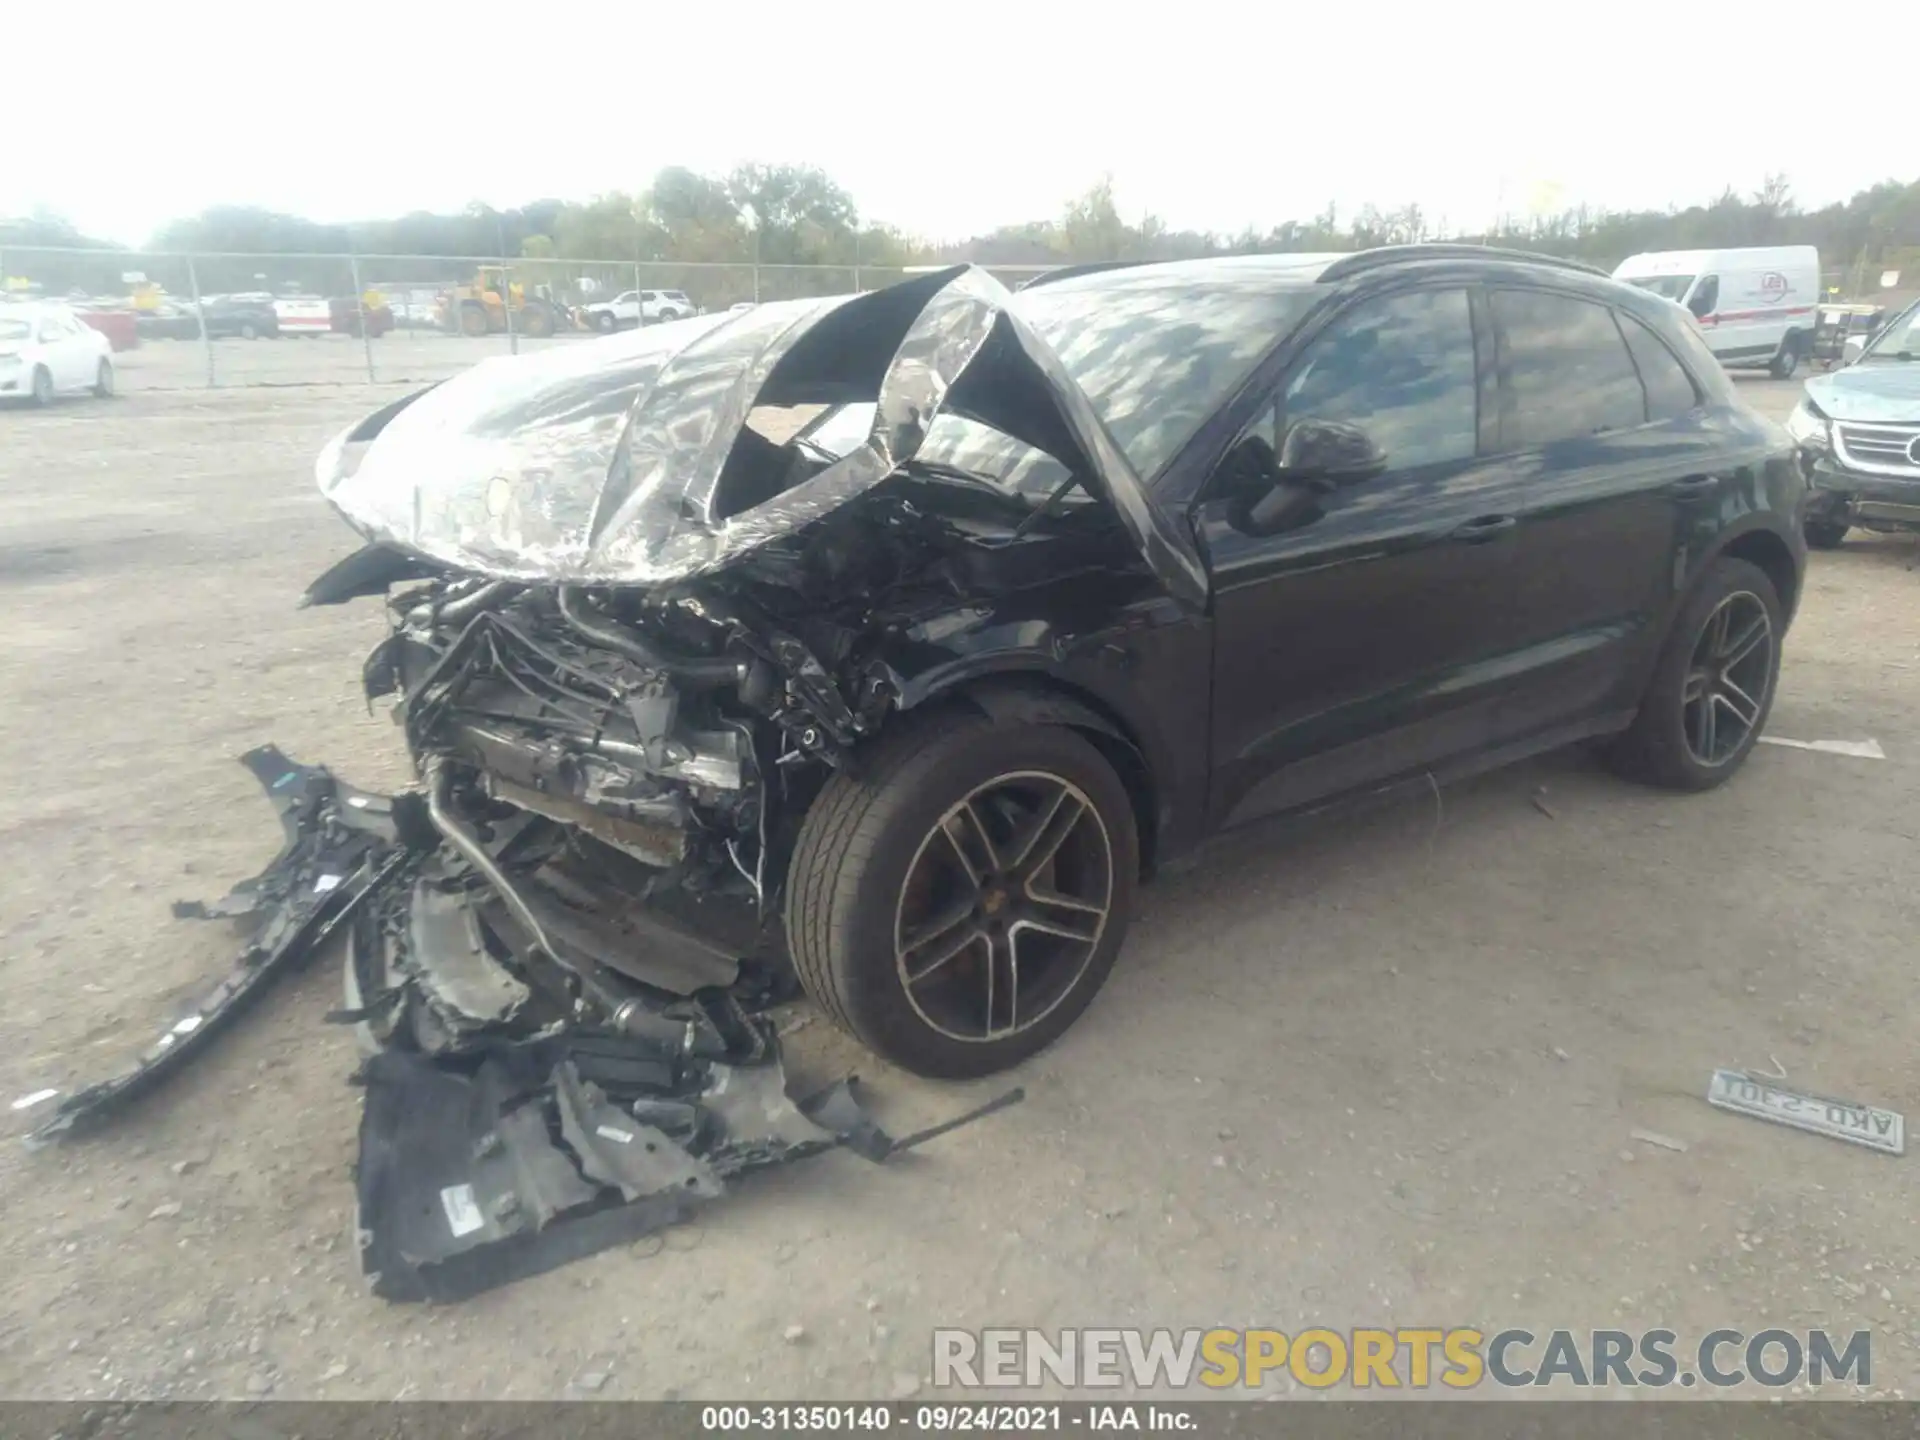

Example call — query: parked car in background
[0,302,116,403]
[74,307,139,353]
[1613,246,1820,378]
[310,249,1806,1076]
[1788,297,1920,547]
[575,288,701,332]
[274,296,333,337]
[136,302,205,341]
[200,297,280,339]
[331,297,395,338]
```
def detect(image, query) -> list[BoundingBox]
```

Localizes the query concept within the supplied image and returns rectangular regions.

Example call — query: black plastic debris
[22,747,424,1148]
[18,746,1025,1301]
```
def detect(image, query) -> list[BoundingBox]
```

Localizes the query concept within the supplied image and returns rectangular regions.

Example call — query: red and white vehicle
[272,296,333,336]
[1613,246,1821,378]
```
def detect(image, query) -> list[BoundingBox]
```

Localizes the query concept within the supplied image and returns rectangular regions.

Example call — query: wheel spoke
[1705,602,1732,659]
[1003,785,1085,881]
[900,897,983,984]
[1713,683,1759,732]
[1693,692,1717,760]
[1682,669,1711,704]
[1014,893,1105,943]
[1720,614,1769,669]
[941,801,1000,884]
[984,930,1018,1037]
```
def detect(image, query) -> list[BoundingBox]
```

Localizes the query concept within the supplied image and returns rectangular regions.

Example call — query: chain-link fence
[0,246,1058,391]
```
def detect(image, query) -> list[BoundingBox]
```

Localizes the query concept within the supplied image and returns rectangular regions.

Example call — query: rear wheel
[92,360,114,398]
[239,321,258,340]
[787,711,1138,1078]
[1609,556,1782,791]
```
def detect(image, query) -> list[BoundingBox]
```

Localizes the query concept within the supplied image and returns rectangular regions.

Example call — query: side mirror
[1237,421,1386,535]
[1275,419,1388,489]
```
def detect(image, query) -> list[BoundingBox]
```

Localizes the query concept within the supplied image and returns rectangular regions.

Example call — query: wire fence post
[500,256,518,356]
[187,256,214,389]
[348,248,375,383]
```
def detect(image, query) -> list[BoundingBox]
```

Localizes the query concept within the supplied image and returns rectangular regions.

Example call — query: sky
[9,0,1917,247]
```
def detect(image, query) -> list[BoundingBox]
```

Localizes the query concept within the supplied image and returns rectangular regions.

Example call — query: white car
[577,289,701,333]
[0,303,116,404]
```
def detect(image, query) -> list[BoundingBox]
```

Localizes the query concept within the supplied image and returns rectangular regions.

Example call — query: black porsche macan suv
[309,246,1808,1077]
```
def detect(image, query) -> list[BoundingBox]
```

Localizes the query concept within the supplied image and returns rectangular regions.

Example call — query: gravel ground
[0,372,1915,1402]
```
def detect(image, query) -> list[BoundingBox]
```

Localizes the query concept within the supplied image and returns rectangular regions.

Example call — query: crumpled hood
[1805,363,1920,424]
[317,266,1207,607]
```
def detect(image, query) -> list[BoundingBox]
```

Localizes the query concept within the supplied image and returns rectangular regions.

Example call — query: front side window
[0,318,30,342]
[1279,287,1479,471]
[1686,275,1719,319]
[1623,274,1694,303]
[1491,289,1646,447]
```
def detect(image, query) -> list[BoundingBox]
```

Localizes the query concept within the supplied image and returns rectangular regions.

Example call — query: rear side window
[1280,287,1478,472]
[1491,290,1645,447]
[1617,313,1700,420]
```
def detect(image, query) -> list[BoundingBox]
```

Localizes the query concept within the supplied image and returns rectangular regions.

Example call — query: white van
[1612,246,1820,378]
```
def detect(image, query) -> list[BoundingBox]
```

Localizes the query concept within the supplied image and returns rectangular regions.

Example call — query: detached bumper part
[22,745,1023,1301]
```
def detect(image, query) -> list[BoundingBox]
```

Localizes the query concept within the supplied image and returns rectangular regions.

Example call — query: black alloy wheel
[1609,555,1783,790]
[894,771,1114,1044]
[1680,591,1774,768]
[787,711,1139,1078]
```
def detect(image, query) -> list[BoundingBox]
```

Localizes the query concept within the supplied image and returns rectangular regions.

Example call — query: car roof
[1023,246,1606,298]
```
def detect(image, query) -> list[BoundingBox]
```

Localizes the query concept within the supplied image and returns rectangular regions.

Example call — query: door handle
[1668,475,1721,501]
[1449,514,1517,542]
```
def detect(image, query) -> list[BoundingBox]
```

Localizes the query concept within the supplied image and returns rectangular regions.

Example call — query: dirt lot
[0,373,1915,1403]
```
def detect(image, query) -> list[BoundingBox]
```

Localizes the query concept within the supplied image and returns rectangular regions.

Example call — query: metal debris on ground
[1529,788,1557,820]
[1629,1127,1690,1153]
[1755,735,1888,759]
[1705,1068,1904,1156]
[14,748,1024,1301]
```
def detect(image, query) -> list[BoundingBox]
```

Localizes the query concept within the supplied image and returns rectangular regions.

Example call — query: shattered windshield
[801,275,1318,495]
[1623,275,1694,302]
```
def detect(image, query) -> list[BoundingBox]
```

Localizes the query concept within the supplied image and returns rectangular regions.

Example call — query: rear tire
[1608,556,1783,791]
[787,710,1138,1079]
[1804,517,1849,549]
[92,360,115,399]
[239,322,258,341]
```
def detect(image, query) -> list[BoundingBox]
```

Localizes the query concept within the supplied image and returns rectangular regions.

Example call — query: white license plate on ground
[1707,1069,1904,1155]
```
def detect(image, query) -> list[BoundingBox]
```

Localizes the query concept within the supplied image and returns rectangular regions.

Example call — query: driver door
[1196,284,1540,828]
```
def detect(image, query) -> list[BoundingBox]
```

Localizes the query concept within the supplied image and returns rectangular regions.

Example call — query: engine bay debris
[16,748,1022,1302]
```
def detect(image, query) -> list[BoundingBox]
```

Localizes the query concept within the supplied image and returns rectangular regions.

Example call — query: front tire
[1770,338,1801,380]
[595,311,617,334]
[1609,556,1783,791]
[787,710,1139,1079]
[92,360,115,398]
[30,366,54,406]
[239,322,258,341]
